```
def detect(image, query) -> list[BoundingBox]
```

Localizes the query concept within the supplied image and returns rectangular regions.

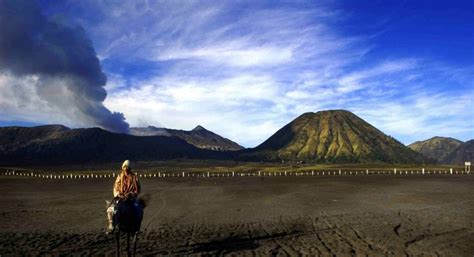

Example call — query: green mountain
[408,137,463,162]
[240,110,431,164]
[442,140,474,165]
[130,125,243,151]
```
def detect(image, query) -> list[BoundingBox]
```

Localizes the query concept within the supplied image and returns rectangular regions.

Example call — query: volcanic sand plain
[0,173,473,256]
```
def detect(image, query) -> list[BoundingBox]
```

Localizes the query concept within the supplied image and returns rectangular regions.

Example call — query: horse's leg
[132,232,138,257]
[116,231,120,257]
[126,232,131,257]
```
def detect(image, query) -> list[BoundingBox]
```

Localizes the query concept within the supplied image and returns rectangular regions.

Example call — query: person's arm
[136,176,141,195]
[113,175,121,197]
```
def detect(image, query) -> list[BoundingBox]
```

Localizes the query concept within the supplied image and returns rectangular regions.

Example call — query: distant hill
[130,125,243,151]
[408,137,463,162]
[0,125,228,165]
[442,140,473,165]
[240,110,432,164]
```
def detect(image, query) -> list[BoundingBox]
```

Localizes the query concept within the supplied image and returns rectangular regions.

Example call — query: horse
[106,195,149,257]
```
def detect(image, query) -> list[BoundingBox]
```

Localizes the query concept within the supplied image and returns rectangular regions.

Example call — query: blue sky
[1,0,473,147]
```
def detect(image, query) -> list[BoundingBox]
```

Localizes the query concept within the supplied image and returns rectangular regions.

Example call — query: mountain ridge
[1,109,462,165]
[0,126,229,165]
[130,125,243,151]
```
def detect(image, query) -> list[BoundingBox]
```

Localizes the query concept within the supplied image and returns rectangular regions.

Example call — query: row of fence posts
[0,171,118,179]
[0,168,471,179]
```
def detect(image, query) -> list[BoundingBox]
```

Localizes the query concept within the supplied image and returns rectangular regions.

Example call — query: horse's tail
[138,193,151,209]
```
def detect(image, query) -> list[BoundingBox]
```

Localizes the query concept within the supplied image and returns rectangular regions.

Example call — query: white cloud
[104,74,285,146]
[352,91,474,144]
[336,59,417,93]
[156,44,294,67]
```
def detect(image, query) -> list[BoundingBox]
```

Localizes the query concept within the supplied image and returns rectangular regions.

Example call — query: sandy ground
[0,175,473,256]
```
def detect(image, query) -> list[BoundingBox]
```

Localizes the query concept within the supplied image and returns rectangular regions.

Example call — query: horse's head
[105,200,115,214]
[105,200,115,232]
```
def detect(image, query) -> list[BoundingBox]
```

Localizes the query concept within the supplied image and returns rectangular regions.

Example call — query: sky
[0,0,473,147]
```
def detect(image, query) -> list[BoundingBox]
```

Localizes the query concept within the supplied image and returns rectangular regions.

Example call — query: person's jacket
[113,171,141,198]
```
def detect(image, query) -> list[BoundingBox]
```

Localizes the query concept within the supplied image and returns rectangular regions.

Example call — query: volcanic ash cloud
[0,0,129,133]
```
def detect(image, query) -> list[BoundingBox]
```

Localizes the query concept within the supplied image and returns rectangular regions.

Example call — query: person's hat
[122,160,131,170]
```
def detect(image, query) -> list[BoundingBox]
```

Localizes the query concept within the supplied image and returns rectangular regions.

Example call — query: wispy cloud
[353,91,474,143]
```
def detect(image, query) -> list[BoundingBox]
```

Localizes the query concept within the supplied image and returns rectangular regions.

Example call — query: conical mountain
[241,110,431,164]
[408,137,463,162]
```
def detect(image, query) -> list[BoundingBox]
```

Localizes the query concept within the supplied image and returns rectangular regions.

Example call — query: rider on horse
[114,160,141,200]
[106,160,141,234]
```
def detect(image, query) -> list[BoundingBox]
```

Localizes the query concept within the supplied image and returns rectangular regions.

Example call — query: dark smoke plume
[0,0,129,133]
